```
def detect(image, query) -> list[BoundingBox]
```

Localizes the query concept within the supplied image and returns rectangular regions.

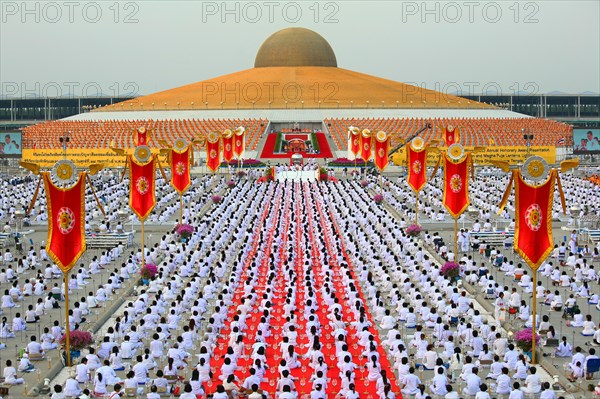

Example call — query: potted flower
[319,167,328,181]
[264,167,275,181]
[374,194,384,204]
[236,170,247,177]
[211,195,223,204]
[226,180,236,189]
[441,261,460,281]
[59,330,93,359]
[514,328,540,358]
[175,223,194,242]
[406,224,422,237]
[139,263,157,285]
[360,180,369,188]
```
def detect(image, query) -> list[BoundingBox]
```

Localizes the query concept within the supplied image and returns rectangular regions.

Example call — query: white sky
[1,0,598,98]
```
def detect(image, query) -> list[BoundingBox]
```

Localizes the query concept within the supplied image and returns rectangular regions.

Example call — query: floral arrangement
[221,159,265,168]
[406,224,422,237]
[440,261,460,279]
[350,170,360,177]
[514,328,540,352]
[175,223,194,239]
[236,170,247,177]
[327,158,371,167]
[319,167,328,181]
[374,194,384,204]
[211,195,223,204]
[140,263,158,280]
[360,180,369,188]
[59,330,93,351]
[227,180,236,189]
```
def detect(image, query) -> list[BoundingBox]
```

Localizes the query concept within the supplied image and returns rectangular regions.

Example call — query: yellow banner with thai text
[390,146,556,166]
[22,149,168,168]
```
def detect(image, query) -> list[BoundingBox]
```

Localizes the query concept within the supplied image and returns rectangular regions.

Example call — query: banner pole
[64,273,71,367]
[141,220,145,267]
[415,191,419,225]
[179,194,183,225]
[532,270,538,364]
[454,217,458,258]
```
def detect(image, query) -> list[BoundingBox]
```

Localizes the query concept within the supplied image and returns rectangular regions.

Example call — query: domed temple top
[254,28,337,68]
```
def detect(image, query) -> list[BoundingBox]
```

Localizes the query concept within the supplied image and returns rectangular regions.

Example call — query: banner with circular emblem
[373,130,390,171]
[444,125,459,146]
[442,149,471,218]
[222,130,235,163]
[129,146,156,221]
[233,127,245,158]
[348,126,361,157]
[407,136,427,193]
[206,131,222,172]
[169,138,192,194]
[43,161,86,273]
[360,129,373,161]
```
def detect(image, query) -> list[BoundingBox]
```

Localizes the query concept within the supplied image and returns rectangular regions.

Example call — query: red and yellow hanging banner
[233,127,245,158]
[349,128,361,157]
[374,131,390,171]
[169,144,192,195]
[443,152,471,218]
[514,170,556,270]
[407,144,427,193]
[206,131,221,172]
[129,153,156,221]
[43,172,86,273]
[222,130,235,163]
[133,127,151,147]
[444,125,459,146]
[360,130,373,161]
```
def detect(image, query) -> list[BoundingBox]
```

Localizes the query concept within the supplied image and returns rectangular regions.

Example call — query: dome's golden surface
[254,28,337,68]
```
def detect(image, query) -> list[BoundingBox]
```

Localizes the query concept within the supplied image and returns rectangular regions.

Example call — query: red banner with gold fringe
[445,126,459,146]
[514,170,556,270]
[43,172,86,273]
[407,146,427,193]
[133,127,150,146]
[350,131,360,157]
[129,155,156,221]
[206,139,221,172]
[443,153,470,218]
[222,136,235,163]
[233,133,245,158]
[170,146,191,194]
[374,137,390,171]
[360,135,373,161]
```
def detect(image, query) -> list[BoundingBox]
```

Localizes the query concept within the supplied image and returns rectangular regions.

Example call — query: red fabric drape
[44,172,86,273]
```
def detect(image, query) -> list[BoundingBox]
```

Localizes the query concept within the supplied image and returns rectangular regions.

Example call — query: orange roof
[98,66,493,112]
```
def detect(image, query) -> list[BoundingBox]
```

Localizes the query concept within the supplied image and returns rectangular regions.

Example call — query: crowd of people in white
[0,167,599,399]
